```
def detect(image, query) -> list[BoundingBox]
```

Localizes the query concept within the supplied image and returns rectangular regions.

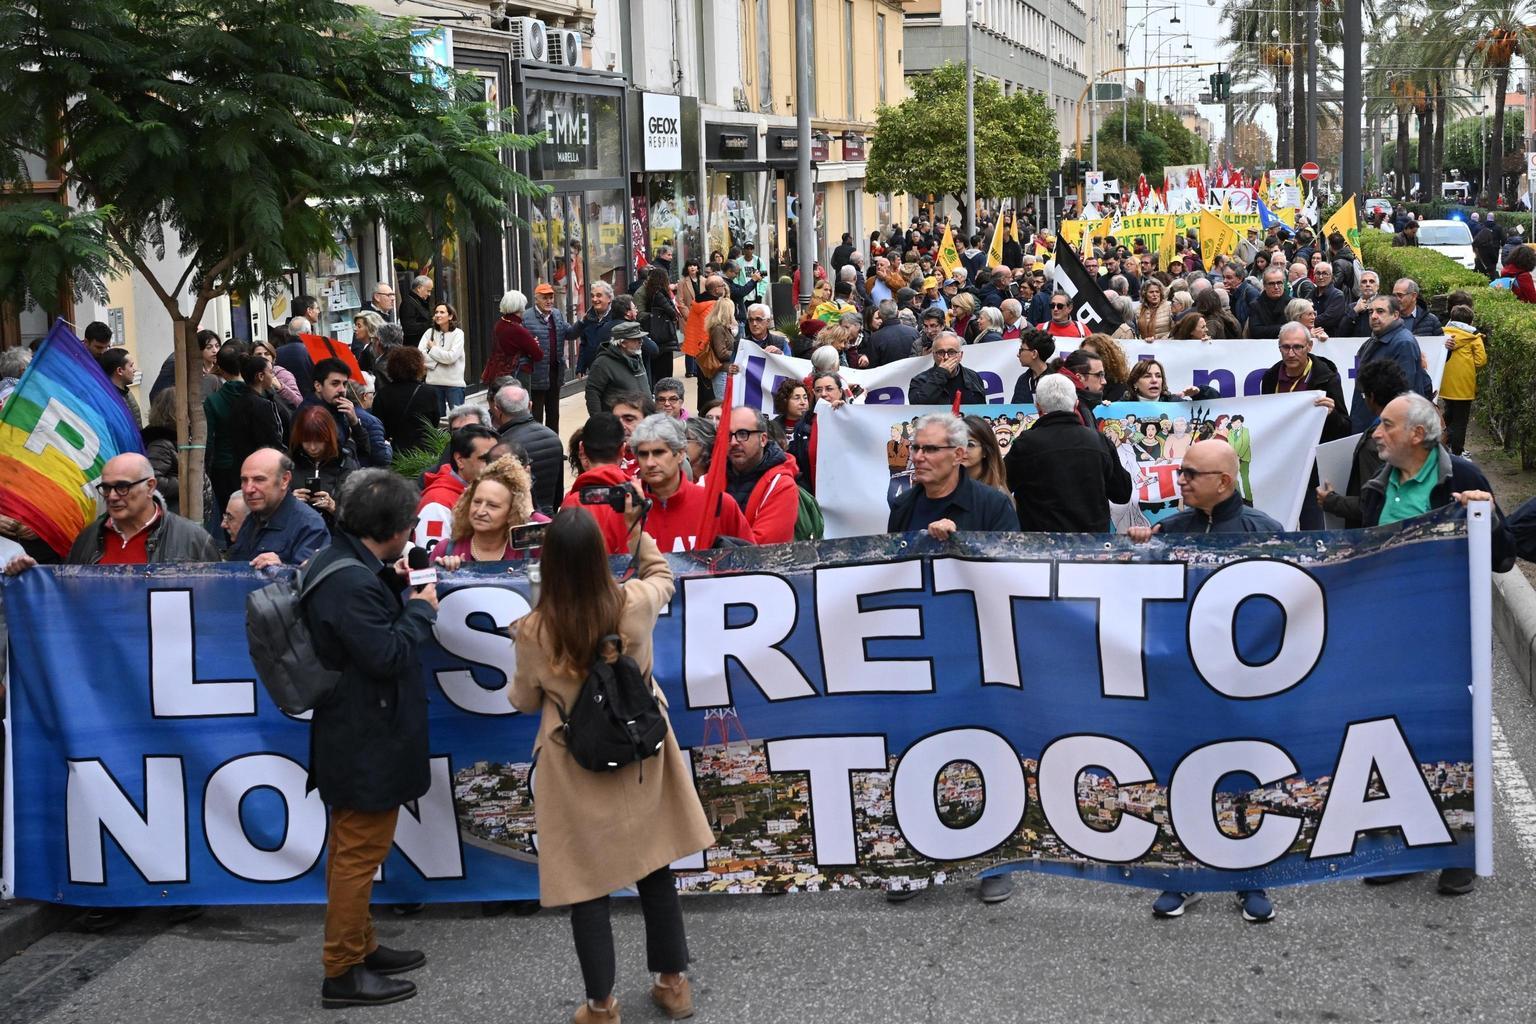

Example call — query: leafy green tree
[1096,100,1208,186]
[0,0,543,521]
[866,63,1057,223]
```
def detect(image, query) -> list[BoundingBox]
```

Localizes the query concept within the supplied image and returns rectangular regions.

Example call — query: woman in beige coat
[511,505,713,1024]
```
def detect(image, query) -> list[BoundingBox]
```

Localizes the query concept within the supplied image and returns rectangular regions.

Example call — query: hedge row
[1359,230,1536,467]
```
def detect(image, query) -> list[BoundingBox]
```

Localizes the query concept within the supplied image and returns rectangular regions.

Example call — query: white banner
[1314,433,1363,530]
[814,392,1328,538]
[734,337,1448,416]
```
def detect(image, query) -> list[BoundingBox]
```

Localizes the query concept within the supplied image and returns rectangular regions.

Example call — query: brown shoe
[651,976,694,1020]
[572,996,619,1024]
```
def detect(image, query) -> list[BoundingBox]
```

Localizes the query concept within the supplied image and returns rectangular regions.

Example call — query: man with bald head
[226,448,329,568]
[1127,436,1282,923]
[5,452,218,573]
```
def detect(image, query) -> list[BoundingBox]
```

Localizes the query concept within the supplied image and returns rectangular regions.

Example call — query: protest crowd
[0,178,1530,1019]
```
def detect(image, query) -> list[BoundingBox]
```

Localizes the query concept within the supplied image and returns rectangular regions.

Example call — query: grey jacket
[66,495,220,564]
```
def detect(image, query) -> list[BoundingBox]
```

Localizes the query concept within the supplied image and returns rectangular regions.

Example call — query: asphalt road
[3,641,1535,1024]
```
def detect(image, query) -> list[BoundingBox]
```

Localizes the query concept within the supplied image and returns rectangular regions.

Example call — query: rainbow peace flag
[0,320,145,555]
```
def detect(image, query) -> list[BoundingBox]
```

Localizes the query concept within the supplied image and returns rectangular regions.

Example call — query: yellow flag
[1090,215,1112,251]
[1321,194,1362,254]
[936,222,962,279]
[1158,213,1178,269]
[1277,206,1297,229]
[1060,219,1085,247]
[986,208,1007,268]
[1009,213,1020,246]
[1198,210,1239,268]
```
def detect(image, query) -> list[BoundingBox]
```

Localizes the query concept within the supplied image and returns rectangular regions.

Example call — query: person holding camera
[226,448,329,568]
[510,505,714,1024]
[305,470,440,1008]
[430,455,548,567]
[289,405,359,526]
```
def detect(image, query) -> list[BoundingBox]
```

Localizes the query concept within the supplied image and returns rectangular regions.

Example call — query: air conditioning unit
[509,17,548,62]
[548,28,583,66]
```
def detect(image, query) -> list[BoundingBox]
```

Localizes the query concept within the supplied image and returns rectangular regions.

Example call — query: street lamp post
[1122,3,1181,139]
[965,0,975,239]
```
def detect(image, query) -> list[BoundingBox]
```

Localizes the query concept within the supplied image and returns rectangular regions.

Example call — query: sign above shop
[527,88,596,173]
[641,92,683,172]
[843,133,866,162]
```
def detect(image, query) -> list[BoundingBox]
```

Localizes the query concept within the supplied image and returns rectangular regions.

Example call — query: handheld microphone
[406,546,438,591]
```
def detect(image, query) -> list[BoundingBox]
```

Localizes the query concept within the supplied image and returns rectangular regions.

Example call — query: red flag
[1193,169,1207,205]
[693,371,735,550]
[301,332,362,379]
[951,390,964,415]
[1136,173,1150,202]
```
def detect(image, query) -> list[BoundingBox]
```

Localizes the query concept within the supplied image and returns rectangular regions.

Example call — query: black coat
[372,378,438,454]
[226,386,291,469]
[1004,410,1132,533]
[886,471,1018,533]
[869,323,920,367]
[1245,292,1292,339]
[498,411,565,513]
[1158,492,1281,534]
[400,291,433,346]
[305,529,438,811]
[1258,355,1352,442]
[1311,285,1353,337]
[908,364,989,406]
[1359,449,1515,572]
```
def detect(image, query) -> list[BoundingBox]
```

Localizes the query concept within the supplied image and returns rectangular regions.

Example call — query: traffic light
[1208,71,1231,102]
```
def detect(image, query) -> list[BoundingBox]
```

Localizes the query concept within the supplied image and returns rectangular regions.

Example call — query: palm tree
[1467,3,1536,203]
[1223,0,1349,167]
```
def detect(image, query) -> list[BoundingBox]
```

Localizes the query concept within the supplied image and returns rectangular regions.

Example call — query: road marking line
[1492,715,1536,871]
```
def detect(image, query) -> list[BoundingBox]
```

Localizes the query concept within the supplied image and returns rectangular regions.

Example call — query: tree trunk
[1491,66,1509,204]
[1276,66,1290,166]
[1292,48,1308,168]
[1396,107,1412,194]
[173,308,209,525]
[1417,104,1434,199]
[1433,79,1448,195]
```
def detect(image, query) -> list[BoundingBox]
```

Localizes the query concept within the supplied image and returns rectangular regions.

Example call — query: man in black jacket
[869,300,920,366]
[888,413,1017,541]
[1246,267,1292,339]
[1309,264,1352,336]
[305,469,439,1008]
[907,332,989,406]
[489,382,563,513]
[1260,322,1354,528]
[1005,374,1131,533]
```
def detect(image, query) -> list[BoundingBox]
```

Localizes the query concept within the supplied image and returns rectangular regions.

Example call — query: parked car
[1364,197,1394,221]
[1415,218,1476,269]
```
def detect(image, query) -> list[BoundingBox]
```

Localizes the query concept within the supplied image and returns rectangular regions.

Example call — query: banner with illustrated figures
[813,392,1326,539]
[1,513,1487,904]
[732,336,1449,418]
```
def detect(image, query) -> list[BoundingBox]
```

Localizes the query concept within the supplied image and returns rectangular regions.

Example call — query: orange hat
[534,282,555,296]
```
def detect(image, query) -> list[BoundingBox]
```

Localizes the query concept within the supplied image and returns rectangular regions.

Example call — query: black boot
[320,965,417,1009]
[363,945,426,975]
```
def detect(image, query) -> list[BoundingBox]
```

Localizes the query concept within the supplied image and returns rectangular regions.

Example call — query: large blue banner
[2,513,1477,905]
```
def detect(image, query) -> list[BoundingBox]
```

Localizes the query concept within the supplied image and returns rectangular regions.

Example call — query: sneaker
[1437,867,1476,895]
[977,874,1014,904]
[1151,891,1201,917]
[1237,889,1275,922]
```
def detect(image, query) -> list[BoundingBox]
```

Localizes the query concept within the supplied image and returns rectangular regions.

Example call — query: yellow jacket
[1439,321,1486,401]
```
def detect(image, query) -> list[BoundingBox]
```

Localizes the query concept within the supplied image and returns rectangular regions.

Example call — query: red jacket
[1501,263,1536,304]
[1036,319,1091,339]
[562,463,634,555]
[727,449,801,545]
[414,465,466,549]
[642,478,753,552]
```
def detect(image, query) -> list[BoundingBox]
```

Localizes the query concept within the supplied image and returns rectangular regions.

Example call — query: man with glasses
[575,281,618,375]
[1349,269,1382,335]
[1245,267,1292,339]
[1260,322,1353,527]
[1125,438,1284,923]
[1036,293,1091,339]
[361,282,397,323]
[1392,278,1443,336]
[889,412,1017,543]
[742,303,787,355]
[907,331,989,406]
[724,406,802,544]
[1350,295,1432,433]
[1006,374,1130,534]
[4,454,218,576]
[1221,264,1258,331]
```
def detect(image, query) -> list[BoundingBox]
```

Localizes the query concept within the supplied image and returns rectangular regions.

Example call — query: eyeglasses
[1278,343,1309,352]
[933,348,961,358]
[1391,291,1411,299]
[1082,370,1107,379]
[727,429,763,443]
[96,476,151,496]
[657,394,682,404]
[374,289,394,296]
[912,444,955,456]
[1175,467,1221,479]
[1264,280,1285,287]
[1051,302,1069,310]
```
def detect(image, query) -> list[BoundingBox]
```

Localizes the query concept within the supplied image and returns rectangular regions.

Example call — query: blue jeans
[433,385,465,418]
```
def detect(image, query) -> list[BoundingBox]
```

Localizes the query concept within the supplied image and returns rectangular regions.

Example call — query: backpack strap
[296,555,368,602]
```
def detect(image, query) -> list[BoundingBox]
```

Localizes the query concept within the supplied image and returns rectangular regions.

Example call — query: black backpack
[551,634,669,777]
[245,556,366,715]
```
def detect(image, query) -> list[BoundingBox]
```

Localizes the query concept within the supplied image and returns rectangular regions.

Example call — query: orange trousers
[322,806,400,978]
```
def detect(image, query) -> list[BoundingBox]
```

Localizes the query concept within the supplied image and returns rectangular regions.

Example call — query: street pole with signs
[965,0,976,240]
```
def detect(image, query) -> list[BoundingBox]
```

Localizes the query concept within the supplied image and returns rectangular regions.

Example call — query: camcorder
[579,483,649,513]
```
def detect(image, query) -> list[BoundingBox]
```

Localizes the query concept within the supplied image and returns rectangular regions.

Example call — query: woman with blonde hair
[431,455,547,567]
[1136,280,1172,339]
[950,291,979,343]
[511,507,713,1024]
[698,295,737,398]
